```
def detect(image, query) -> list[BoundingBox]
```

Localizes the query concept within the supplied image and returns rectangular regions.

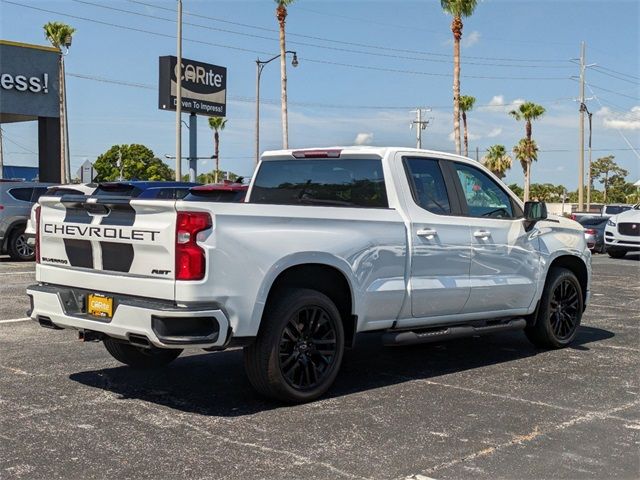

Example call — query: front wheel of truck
[244,288,345,403]
[103,337,182,368]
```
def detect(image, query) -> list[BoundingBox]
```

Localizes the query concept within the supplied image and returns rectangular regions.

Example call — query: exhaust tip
[38,316,63,330]
[128,333,151,348]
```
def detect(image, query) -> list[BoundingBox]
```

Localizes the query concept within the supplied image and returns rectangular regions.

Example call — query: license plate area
[87,294,114,319]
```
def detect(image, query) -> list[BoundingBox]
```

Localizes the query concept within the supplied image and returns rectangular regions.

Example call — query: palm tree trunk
[462,111,468,157]
[452,17,462,155]
[214,131,220,183]
[524,161,531,201]
[277,5,289,149]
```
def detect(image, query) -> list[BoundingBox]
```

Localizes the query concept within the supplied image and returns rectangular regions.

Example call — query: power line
[73,0,572,69]
[594,65,640,81]
[128,0,570,65]
[591,66,640,85]
[582,81,640,101]
[4,1,569,81]
[1,134,37,155]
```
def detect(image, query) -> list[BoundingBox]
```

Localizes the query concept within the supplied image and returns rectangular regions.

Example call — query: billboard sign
[158,56,226,117]
[0,40,60,122]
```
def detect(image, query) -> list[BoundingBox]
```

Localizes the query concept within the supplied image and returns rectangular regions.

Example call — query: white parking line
[0,317,31,324]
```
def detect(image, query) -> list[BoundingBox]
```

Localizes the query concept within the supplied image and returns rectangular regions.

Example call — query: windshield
[605,205,631,215]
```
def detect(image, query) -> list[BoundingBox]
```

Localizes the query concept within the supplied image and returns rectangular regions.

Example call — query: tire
[7,227,34,261]
[243,288,345,403]
[103,337,182,368]
[607,249,626,259]
[525,267,583,349]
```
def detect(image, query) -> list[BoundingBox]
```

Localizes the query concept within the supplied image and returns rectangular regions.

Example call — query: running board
[382,318,527,346]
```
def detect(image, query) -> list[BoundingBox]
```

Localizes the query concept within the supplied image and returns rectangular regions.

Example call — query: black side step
[382,318,527,346]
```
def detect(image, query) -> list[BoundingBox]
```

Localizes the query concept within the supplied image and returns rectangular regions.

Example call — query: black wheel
[607,248,626,259]
[525,267,583,349]
[7,227,34,261]
[103,337,182,368]
[243,288,345,403]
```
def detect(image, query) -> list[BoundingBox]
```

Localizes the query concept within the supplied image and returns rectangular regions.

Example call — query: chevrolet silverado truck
[27,147,591,403]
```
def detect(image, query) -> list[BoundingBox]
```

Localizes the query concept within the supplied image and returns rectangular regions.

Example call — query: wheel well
[549,255,588,302]
[265,264,356,347]
[2,220,27,251]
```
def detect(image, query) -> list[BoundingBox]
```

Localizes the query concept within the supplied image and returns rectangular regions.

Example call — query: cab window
[453,163,516,219]
[403,158,451,215]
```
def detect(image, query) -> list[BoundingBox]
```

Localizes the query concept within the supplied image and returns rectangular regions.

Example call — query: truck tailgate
[37,195,177,300]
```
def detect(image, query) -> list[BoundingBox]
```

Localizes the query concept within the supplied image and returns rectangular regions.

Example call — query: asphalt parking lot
[1,254,638,479]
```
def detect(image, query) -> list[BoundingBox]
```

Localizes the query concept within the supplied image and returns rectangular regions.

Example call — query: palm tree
[509,101,545,201]
[459,95,475,157]
[275,0,295,149]
[44,21,75,183]
[441,0,478,155]
[208,117,227,183]
[482,144,512,179]
[513,138,539,200]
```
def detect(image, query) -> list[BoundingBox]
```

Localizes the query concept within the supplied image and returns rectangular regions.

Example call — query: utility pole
[578,41,586,211]
[175,0,183,181]
[475,146,479,162]
[573,41,596,211]
[410,108,430,149]
[189,112,197,182]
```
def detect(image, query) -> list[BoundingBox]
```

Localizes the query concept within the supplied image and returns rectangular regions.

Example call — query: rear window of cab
[250,159,388,208]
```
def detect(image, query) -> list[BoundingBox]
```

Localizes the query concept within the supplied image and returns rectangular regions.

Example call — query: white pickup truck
[28,147,591,402]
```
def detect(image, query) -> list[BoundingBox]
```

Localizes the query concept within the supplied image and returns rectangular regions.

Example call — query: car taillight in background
[584,228,597,235]
[175,211,212,281]
[35,205,41,264]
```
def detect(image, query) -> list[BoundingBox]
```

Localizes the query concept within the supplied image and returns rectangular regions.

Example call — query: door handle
[417,228,437,239]
[473,230,491,239]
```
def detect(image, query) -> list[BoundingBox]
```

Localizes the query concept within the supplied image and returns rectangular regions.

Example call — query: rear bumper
[26,284,230,349]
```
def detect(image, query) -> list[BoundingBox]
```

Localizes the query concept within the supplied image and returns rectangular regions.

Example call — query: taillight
[175,211,212,281]
[35,205,41,264]
[584,228,597,235]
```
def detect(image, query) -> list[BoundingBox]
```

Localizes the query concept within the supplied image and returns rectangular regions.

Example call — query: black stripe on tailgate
[64,239,94,268]
[100,242,135,272]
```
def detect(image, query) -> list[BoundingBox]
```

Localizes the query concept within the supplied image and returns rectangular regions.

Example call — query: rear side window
[251,159,388,208]
[604,206,630,215]
[8,187,35,202]
[46,188,84,197]
[403,158,451,215]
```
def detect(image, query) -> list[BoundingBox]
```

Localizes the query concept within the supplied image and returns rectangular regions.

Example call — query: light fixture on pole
[61,34,72,184]
[255,51,298,164]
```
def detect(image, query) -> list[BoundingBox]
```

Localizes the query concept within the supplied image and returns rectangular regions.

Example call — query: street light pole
[175,0,183,181]
[581,103,594,211]
[255,51,298,164]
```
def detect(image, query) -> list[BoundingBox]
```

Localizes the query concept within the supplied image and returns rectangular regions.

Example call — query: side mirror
[523,201,547,231]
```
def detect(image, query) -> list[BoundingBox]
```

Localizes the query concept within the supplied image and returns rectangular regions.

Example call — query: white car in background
[25,184,97,247]
[605,204,640,258]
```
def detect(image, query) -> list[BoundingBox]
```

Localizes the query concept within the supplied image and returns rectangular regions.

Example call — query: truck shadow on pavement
[70,325,613,416]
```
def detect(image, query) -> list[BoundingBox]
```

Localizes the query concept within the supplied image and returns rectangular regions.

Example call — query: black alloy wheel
[549,279,581,341]
[525,267,583,349]
[278,306,338,391]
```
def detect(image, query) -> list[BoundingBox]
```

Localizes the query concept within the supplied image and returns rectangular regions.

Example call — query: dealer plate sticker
[87,294,113,318]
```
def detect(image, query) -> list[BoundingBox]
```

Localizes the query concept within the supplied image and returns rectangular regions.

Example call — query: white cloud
[512,98,526,107]
[462,30,481,48]
[354,132,374,145]
[487,127,502,138]
[448,131,480,142]
[601,105,640,131]
[488,95,505,107]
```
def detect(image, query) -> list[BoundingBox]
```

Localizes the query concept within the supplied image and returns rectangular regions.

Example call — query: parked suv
[605,204,640,258]
[0,181,52,260]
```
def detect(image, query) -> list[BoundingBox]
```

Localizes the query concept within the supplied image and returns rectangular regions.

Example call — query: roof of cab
[260,146,476,164]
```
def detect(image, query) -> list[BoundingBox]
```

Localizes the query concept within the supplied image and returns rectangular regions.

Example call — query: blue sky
[1,0,639,187]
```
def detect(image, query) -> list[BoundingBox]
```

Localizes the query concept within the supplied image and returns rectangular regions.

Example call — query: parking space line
[0,317,31,324]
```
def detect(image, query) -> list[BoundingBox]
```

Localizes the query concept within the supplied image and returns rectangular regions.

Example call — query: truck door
[398,156,472,319]
[448,161,540,314]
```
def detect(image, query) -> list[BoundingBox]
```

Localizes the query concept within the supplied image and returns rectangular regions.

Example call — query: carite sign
[159,56,226,116]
